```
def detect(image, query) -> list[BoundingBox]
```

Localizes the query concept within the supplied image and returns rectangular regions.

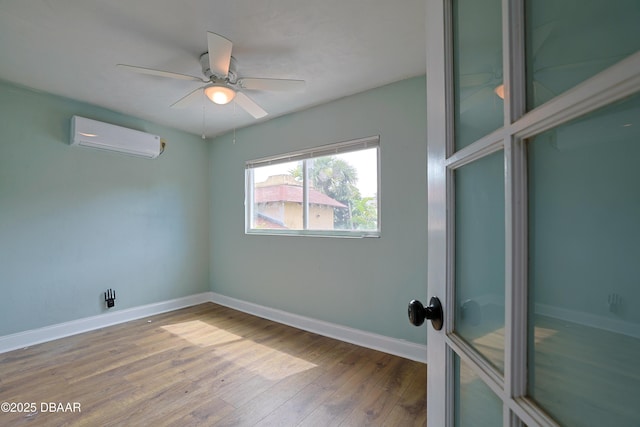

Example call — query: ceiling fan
[457,22,623,112]
[456,24,556,113]
[118,32,305,119]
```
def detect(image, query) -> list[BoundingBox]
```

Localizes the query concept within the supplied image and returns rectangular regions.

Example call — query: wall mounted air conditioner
[70,116,163,159]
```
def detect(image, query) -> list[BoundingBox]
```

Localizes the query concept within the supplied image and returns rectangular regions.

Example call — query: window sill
[245,229,381,239]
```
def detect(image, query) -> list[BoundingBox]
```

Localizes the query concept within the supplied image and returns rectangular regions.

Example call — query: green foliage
[350,196,378,230]
[290,156,377,230]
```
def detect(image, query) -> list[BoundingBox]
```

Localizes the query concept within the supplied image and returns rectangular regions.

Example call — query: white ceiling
[0,0,426,138]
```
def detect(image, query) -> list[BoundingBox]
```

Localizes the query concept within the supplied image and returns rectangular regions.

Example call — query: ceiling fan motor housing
[199,53,237,84]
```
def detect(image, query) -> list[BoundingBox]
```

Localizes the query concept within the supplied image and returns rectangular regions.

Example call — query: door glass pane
[454,354,503,427]
[455,150,505,372]
[528,92,640,426]
[453,0,504,150]
[525,0,640,110]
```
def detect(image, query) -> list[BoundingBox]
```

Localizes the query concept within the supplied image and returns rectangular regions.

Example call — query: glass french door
[425,0,640,426]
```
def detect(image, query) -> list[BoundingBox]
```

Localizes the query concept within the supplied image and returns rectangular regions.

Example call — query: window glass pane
[453,0,504,150]
[455,150,505,372]
[528,93,640,426]
[525,0,640,110]
[246,139,379,236]
[454,354,503,427]
[251,160,303,230]
[305,149,378,231]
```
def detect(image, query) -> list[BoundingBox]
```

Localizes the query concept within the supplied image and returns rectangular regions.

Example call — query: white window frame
[245,135,381,238]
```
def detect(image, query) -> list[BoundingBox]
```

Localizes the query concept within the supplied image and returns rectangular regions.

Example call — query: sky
[252,147,378,198]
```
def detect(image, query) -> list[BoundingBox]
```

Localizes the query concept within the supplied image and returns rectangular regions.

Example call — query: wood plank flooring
[0,303,426,426]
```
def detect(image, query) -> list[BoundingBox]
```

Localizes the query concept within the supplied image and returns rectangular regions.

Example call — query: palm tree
[290,156,376,229]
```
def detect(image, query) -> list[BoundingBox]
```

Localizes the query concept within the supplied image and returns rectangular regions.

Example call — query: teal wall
[529,93,640,325]
[210,76,428,344]
[0,76,428,347]
[0,81,211,336]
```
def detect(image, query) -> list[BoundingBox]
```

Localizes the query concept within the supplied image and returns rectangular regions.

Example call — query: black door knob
[408,297,443,330]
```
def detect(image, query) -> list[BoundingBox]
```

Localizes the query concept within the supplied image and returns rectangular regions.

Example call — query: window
[245,136,380,237]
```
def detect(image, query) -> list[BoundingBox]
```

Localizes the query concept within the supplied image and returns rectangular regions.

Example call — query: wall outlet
[608,292,621,313]
[104,289,116,308]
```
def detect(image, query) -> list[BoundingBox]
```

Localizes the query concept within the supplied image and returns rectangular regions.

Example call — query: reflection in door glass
[455,150,505,372]
[454,354,502,427]
[528,93,640,426]
[525,0,640,110]
[453,0,503,150]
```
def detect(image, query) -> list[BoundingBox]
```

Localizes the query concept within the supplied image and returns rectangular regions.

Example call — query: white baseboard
[536,303,640,339]
[463,297,640,339]
[0,292,214,354]
[0,291,427,363]
[210,292,427,363]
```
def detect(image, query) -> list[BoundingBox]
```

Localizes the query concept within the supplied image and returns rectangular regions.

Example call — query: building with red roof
[253,175,346,230]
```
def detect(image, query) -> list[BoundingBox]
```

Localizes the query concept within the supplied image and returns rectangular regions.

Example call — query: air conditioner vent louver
[70,116,162,159]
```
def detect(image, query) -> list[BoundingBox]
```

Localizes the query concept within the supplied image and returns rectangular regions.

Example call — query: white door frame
[425,0,640,425]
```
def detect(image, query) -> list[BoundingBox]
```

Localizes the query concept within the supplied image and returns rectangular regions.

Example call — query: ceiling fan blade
[535,54,626,74]
[459,72,493,88]
[117,64,205,82]
[235,92,267,119]
[532,80,556,105]
[171,87,205,108]
[237,78,306,92]
[460,86,495,114]
[207,32,233,78]
[531,22,555,59]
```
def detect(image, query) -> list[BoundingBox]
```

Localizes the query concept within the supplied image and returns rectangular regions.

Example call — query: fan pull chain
[201,96,206,140]
[232,100,236,144]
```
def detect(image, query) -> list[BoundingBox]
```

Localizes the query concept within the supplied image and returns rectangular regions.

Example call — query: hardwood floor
[0,303,426,426]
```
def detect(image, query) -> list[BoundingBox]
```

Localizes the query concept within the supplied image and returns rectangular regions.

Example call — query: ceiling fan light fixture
[204,85,236,105]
